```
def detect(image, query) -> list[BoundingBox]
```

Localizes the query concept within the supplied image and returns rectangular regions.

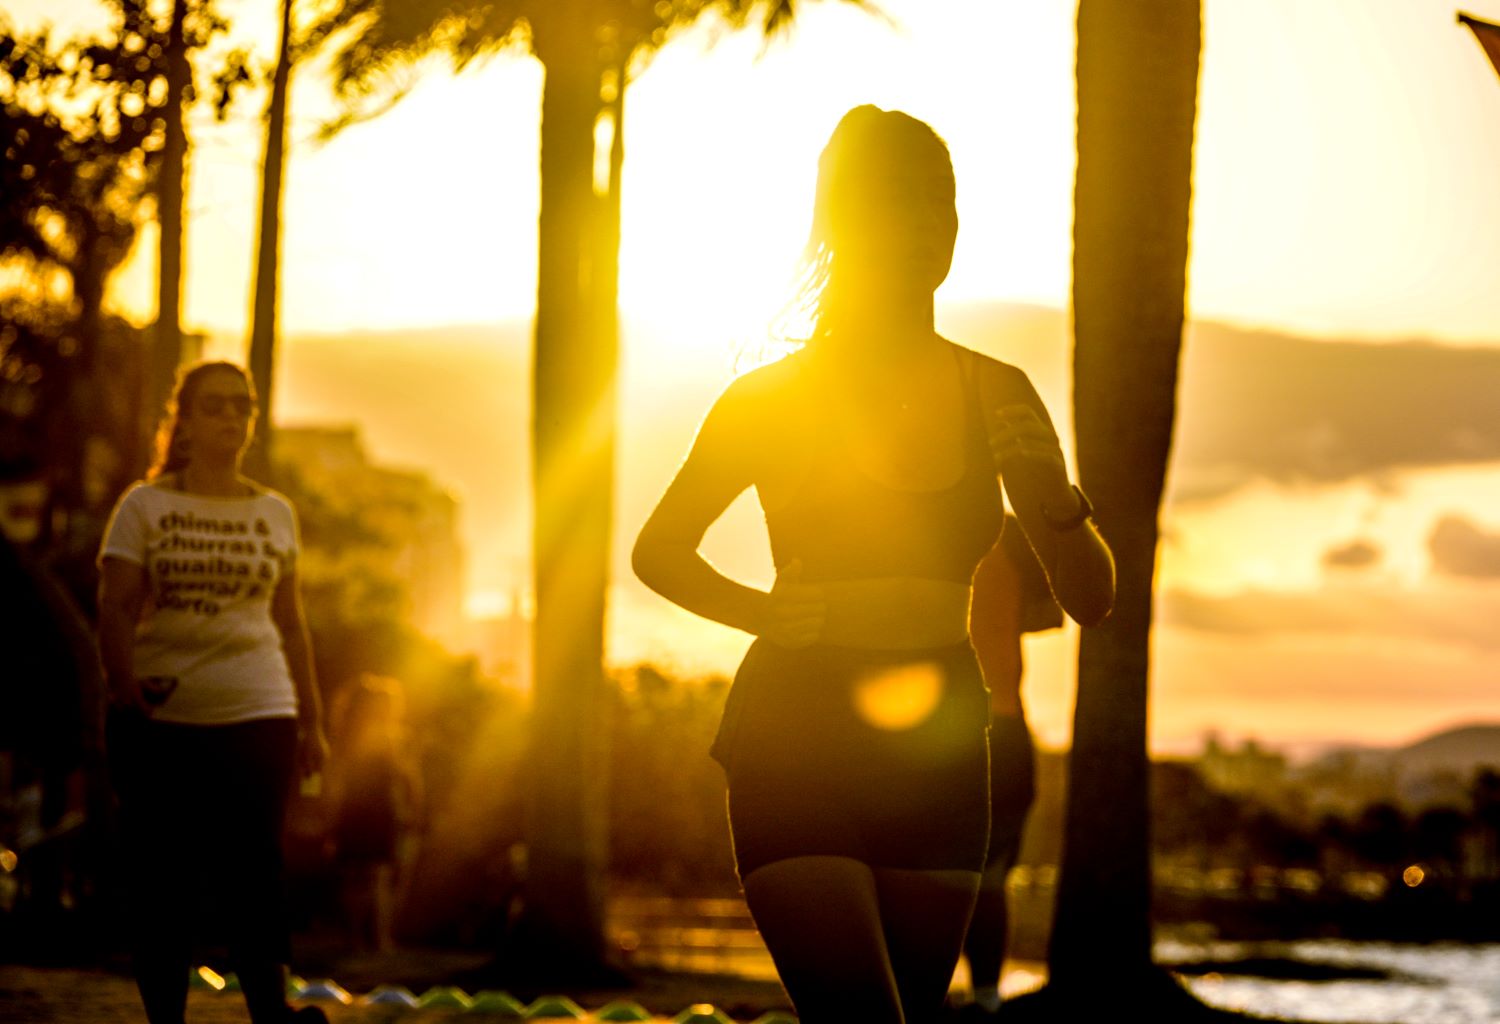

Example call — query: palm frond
[622,0,881,83]
[305,0,876,136]
[319,1,529,91]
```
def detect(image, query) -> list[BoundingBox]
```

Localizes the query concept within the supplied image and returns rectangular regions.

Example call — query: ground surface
[0,958,797,1023]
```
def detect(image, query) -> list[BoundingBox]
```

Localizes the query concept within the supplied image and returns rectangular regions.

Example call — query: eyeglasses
[197,394,254,417]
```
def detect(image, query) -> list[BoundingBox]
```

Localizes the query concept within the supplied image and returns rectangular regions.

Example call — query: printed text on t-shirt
[153,510,286,616]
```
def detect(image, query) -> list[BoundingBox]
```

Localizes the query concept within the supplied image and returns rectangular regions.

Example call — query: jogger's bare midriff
[815,576,971,649]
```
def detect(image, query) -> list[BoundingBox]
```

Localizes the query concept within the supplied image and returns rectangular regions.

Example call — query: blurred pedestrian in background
[329,673,420,952]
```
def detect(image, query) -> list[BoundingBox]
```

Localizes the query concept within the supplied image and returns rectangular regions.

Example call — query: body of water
[1169,940,1500,1024]
[611,898,1500,1023]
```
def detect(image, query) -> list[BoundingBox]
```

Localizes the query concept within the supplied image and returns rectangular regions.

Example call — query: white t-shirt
[98,479,301,725]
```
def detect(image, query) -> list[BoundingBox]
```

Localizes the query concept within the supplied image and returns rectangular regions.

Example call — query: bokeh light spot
[853,662,943,731]
[1403,864,1425,888]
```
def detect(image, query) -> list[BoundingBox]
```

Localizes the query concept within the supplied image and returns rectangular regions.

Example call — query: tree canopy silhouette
[1,4,186,518]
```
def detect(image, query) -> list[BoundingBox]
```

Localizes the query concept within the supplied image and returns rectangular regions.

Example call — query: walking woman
[97,361,329,1024]
[633,106,1115,1024]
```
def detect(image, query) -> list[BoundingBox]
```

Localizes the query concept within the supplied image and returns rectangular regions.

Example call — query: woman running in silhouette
[98,361,329,1024]
[634,106,1115,1024]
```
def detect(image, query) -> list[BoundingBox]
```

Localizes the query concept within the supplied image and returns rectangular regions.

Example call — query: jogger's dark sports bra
[763,345,1005,584]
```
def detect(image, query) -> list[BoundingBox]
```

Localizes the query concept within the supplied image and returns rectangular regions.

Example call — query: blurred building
[1198,732,1289,796]
[275,426,465,648]
[467,590,532,692]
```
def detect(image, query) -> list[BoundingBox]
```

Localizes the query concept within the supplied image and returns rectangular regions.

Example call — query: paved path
[0,965,789,1023]
[0,954,1046,1021]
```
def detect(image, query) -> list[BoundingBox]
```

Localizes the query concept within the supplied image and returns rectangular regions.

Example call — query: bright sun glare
[613,5,1079,356]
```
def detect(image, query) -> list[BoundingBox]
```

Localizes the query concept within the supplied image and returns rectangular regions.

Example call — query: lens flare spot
[1403,864,1425,888]
[853,662,943,730]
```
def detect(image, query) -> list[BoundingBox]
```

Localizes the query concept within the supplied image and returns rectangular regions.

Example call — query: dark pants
[962,713,1037,993]
[108,713,298,1024]
[985,713,1036,872]
[720,640,992,877]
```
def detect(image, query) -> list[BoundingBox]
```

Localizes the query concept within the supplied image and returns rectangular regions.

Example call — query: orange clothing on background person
[970,513,1064,713]
[961,513,1062,1019]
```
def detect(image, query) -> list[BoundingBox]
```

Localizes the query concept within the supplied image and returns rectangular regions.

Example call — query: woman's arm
[97,557,150,714]
[632,383,826,649]
[982,375,1116,627]
[272,568,329,776]
[1009,470,1116,627]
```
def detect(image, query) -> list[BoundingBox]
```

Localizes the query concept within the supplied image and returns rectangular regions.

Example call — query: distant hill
[1303,722,1500,783]
[941,301,1500,501]
[230,304,1500,608]
[1174,321,1500,500]
[1392,723,1500,778]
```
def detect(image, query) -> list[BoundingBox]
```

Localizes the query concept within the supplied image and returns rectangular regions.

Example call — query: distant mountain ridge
[223,303,1500,620]
[1394,722,1500,777]
[1303,722,1500,779]
[928,301,1500,500]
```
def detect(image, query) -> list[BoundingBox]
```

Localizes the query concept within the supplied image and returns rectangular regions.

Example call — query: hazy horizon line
[174,299,1500,353]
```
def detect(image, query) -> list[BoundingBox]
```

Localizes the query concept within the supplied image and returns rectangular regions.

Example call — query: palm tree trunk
[147,0,191,432]
[1048,0,1201,993]
[595,59,624,393]
[517,15,616,978]
[245,0,294,483]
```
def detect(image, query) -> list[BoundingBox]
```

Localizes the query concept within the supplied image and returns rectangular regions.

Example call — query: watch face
[1045,486,1092,530]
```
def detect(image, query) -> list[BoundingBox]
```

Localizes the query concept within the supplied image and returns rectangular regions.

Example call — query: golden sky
[17,0,1500,345]
[13,0,1500,751]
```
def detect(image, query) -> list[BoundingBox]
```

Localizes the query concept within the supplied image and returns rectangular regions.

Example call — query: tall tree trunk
[1048,0,1201,993]
[61,217,107,519]
[245,0,294,483]
[515,13,618,980]
[599,58,624,331]
[594,57,624,426]
[147,0,192,434]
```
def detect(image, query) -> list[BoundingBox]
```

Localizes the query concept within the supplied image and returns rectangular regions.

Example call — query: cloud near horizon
[1429,515,1500,579]
[1321,538,1382,571]
[1157,580,1500,653]
[1167,323,1500,501]
[942,307,1500,505]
